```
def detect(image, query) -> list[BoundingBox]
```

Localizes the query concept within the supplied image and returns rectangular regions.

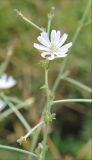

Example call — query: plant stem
[47,15,52,36]
[53,99,92,104]
[64,77,92,93]
[0,47,13,74]
[24,121,44,140]
[0,145,38,158]
[9,102,31,131]
[41,68,49,160]
[2,95,31,132]
[29,126,42,160]
[40,10,55,159]
[17,121,44,145]
[84,20,92,26]
[52,0,91,92]
[47,7,54,35]
[29,9,54,159]
[14,9,44,32]
[41,123,48,160]
[0,98,34,122]
[45,69,49,99]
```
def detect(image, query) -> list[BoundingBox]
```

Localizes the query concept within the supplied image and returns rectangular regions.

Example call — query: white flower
[0,74,16,89]
[34,30,72,60]
[0,99,7,111]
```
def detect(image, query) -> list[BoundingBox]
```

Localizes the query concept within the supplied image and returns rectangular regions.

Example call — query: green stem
[29,9,54,159]
[52,0,91,92]
[72,0,91,44]
[0,145,37,158]
[0,98,34,122]
[14,9,44,32]
[29,126,42,160]
[65,77,92,93]
[47,15,52,36]
[84,20,92,26]
[47,7,54,35]
[4,96,22,104]
[40,9,55,159]
[2,95,31,132]
[0,93,22,104]
[41,68,49,160]
[0,47,13,74]
[53,99,92,104]
[24,121,44,140]
[28,69,50,160]
[41,123,48,160]
[17,121,44,145]
[45,69,49,99]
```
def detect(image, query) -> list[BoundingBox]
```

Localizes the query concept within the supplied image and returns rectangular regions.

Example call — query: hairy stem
[41,68,49,160]
[29,10,54,160]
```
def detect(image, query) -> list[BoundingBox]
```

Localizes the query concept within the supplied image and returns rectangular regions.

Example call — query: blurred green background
[0,0,91,160]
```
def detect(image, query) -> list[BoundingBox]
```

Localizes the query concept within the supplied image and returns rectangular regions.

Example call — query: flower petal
[34,43,50,51]
[37,36,50,47]
[40,32,50,44]
[55,49,68,57]
[55,30,61,45]
[59,42,72,50]
[50,30,57,44]
[56,33,68,48]
[47,55,55,60]
[0,74,16,89]
[41,52,55,60]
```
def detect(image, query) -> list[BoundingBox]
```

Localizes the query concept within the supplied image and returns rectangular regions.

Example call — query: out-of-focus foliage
[0,0,91,160]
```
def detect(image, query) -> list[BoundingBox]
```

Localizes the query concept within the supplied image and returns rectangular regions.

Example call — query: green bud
[43,111,56,124]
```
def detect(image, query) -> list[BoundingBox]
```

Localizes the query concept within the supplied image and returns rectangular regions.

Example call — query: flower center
[50,45,56,53]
